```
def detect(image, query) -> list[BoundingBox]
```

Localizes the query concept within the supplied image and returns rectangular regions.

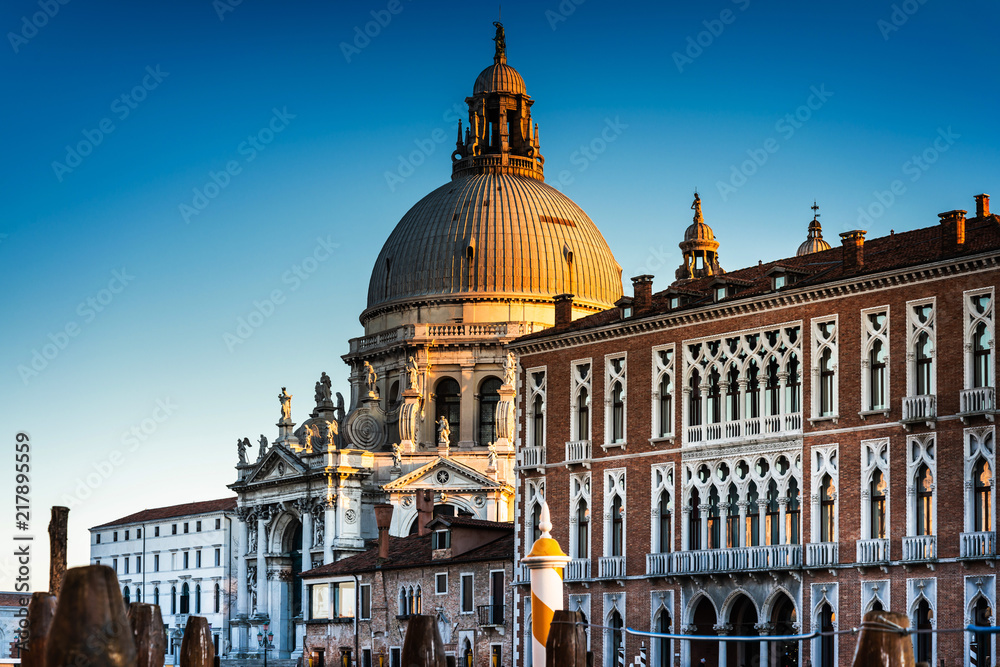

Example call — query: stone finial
[539,501,553,538]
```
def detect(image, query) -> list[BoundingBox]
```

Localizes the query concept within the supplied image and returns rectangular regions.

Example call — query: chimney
[415,489,434,536]
[554,293,574,327]
[939,209,967,255]
[839,230,867,272]
[631,275,653,312]
[976,194,991,218]
[374,503,394,559]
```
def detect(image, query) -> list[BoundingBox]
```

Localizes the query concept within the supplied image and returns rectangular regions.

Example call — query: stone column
[778,497,788,545]
[236,509,249,617]
[737,379,748,429]
[324,498,337,565]
[756,623,773,667]
[256,506,269,618]
[698,503,710,551]
[681,506,690,551]
[459,364,476,447]
[714,624,732,667]
[699,384,709,432]
[757,500,768,546]
[719,503,730,550]
[300,503,313,609]
[737,502,748,548]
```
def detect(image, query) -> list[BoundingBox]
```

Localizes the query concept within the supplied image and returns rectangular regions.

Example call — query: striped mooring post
[522,501,570,667]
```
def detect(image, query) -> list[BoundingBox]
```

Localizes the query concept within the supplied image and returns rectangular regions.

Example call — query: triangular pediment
[244,445,309,484]
[383,457,508,492]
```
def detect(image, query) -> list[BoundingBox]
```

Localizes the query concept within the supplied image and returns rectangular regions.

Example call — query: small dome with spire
[675,193,723,283]
[796,202,832,256]
[473,21,526,95]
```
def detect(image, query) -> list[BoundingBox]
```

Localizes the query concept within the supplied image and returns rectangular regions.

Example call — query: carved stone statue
[237,438,249,465]
[406,356,420,390]
[503,351,517,386]
[492,21,506,59]
[391,442,403,468]
[437,417,451,447]
[487,442,498,469]
[279,387,292,421]
[257,435,268,461]
[336,392,345,423]
[314,371,333,406]
[364,361,378,396]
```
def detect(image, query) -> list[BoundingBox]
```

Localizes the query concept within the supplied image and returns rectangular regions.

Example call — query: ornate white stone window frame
[905,434,936,542]
[650,344,676,444]
[649,590,675,667]
[965,575,996,664]
[809,444,839,545]
[603,592,626,667]
[859,305,891,418]
[810,582,839,667]
[809,315,839,424]
[569,358,592,442]
[964,426,996,535]
[906,577,937,665]
[524,478,545,550]
[604,353,628,450]
[526,367,547,449]
[905,297,937,397]
[964,286,995,391]
[860,438,890,557]
[861,579,890,614]
[568,472,591,561]
[568,593,591,650]
[650,464,675,554]
[604,468,627,560]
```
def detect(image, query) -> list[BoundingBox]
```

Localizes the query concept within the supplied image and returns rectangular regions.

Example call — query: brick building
[509,194,998,667]
[301,501,513,667]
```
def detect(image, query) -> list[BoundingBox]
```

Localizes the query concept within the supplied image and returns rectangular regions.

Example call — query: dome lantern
[675,193,723,282]
[796,201,832,256]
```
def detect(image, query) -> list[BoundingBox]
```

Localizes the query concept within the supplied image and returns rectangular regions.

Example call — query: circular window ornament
[436,470,451,484]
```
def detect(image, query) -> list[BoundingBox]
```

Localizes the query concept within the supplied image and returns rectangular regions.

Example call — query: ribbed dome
[474,62,526,95]
[796,237,832,256]
[684,221,716,242]
[365,173,623,315]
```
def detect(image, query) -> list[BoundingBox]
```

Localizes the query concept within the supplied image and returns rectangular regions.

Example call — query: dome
[684,221,716,242]
[796,236,832,256]
[474,62,526,95]
[365,172,623,316]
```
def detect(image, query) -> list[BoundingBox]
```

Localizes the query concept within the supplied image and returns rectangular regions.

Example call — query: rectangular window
[155,526,160,537]
[460,574,474,613]
[491,646,502,667]
[215,548,221,567]
[113,558,118,572]
[113,531,118,542]
[435,573,447,594]
[183,552,189,569]
[390,648,401,667]
[124,558,129,574]
[333,581,356,618]
[154,555,159,572]
[362,649,372,667]
[196,551,202,568]
[96,533,101,544]
[136,528,141,539]
[432,530,451,550]
[215,518,221,530]
[172,524,177,535]
[136,556,141,573]
[183,522,189,534]
[125,529,130,540]
[196,520,202,532]
[310,584,330,620]
[360,583,371,619]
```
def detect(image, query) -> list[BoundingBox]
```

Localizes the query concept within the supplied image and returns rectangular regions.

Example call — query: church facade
[225,23,624,659]
[510,195,999,667]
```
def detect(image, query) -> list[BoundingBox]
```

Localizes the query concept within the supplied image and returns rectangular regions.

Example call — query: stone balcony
[598,556,626,579]
[805,542,838,568]
[347,321,544,355]
[672,544,801,575]
[686,413,802,447]
[646,552,672,576]
[519,446,545,473]
[961,531,996,558]
[565,558,590,582]
[564,440,591,468]
[901,395,936,427]
[856,538,890,564]
[960,387,996,420]
[902,535,937,562]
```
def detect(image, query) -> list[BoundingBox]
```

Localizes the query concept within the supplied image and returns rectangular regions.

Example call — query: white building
[89,497,238,660]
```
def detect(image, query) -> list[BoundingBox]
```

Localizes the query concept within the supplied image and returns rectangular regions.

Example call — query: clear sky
[1,0,998,585]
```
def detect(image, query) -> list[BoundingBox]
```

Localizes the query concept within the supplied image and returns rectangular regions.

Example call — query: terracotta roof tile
[91,497,237,529]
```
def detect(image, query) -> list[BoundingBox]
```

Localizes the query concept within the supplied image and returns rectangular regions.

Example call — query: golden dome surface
[365,172,623,314]
[474,62,526,95]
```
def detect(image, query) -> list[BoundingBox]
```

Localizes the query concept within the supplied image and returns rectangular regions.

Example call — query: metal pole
[521,502,570,667]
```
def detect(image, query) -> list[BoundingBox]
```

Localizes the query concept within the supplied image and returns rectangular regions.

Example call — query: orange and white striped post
[522,501,570,667]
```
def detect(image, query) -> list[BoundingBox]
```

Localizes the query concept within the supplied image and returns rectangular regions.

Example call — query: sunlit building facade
[511,195,999,667]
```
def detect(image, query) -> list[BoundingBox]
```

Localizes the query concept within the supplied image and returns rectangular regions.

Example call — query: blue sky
[1,0,998,580]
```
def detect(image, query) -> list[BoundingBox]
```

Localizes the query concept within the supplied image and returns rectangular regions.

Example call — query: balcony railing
[856,538,890,564]
[902,395,936,423]
[961,531,996,558]
[961,387,996,416]
[686,412,802,446]
[902,535,937,561]
[565,558,590,581]
[598,556,626,579]
[806,542,838,567]
[565,440,592,467]
[671,545,801,574]
[520,446,545,471]
[477,604,505,627]
[646,552,672,576]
